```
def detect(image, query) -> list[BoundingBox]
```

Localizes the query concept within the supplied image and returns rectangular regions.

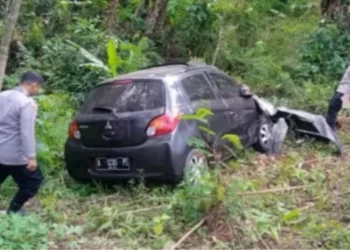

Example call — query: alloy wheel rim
[187,153,207,182]
[260,124,271,146]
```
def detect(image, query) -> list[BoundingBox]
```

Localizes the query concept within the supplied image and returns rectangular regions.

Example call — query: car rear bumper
[64,136,190,182]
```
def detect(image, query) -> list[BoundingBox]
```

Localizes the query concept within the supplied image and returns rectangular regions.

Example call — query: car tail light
[146,113,180,137]
[68,121,81,140]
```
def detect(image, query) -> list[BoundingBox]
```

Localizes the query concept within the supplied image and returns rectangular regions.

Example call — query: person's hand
[27,158,38,172]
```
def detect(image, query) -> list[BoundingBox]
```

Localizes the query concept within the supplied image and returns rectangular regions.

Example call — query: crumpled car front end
[253,95,343,155]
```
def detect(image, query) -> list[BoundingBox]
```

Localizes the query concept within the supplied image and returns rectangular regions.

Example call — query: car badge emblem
[105,121,112,130]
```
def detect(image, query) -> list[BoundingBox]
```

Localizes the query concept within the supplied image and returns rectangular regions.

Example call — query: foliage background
[2,0,350,249]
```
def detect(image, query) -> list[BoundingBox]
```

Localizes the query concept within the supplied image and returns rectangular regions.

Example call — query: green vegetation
[2,0,350,249]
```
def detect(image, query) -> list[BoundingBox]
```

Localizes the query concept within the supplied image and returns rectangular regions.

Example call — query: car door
[180,72,232,140]
[207,72,259,146]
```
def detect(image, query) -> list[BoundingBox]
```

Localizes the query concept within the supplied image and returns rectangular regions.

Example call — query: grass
[1,118,350,249]
[2,2,349,247]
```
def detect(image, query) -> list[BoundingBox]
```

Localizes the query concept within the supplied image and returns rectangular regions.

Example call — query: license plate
[95,157,130,171]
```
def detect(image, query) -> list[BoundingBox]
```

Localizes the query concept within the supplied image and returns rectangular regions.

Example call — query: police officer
[0,71,44,214]
[326,66,350,130]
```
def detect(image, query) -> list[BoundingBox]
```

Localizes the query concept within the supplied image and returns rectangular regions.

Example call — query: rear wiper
[93,105,120,119]
[93,105,115,112]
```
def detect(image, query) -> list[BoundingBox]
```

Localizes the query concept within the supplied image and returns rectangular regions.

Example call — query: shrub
[36,94,74,176]
[0,215,49,249]
[166,0,217,59]
[296,24,350,82]
[40,39,105,104]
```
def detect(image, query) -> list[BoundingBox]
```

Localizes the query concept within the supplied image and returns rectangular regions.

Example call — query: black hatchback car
[64,63,272,183]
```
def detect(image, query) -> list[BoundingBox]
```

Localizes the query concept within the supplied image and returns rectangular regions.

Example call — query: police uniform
[0,86,43,213]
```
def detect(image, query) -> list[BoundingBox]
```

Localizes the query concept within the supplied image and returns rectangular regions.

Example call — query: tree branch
[170,218,206,250]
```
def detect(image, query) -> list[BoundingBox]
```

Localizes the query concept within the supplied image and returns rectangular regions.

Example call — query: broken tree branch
[299,203,315,211]
[176,185,312,200]
[237,185,310,196]
[300,190,350,203]
[250,221,271,250]
[170,218,206,250]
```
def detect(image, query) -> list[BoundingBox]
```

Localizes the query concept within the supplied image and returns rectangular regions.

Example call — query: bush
[0,215,49,249]
[36,94,74,176]
[66,17,106,53]
[40,39,106,104]
[296,24,350,82]
[211,0,318,102]
[166,0,217,59]
[302,217,350,249]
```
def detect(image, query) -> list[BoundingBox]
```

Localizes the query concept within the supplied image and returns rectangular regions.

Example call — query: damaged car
[253,96,343,155]
[64,63,342,183]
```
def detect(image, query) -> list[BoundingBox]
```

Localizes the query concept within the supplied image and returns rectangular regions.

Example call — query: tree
[145,0,168,36]
[105,0,119,34]
[0,0,22,90]
[321,0,350,26]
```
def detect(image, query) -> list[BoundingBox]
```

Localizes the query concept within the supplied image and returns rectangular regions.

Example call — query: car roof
[99,63,220,85]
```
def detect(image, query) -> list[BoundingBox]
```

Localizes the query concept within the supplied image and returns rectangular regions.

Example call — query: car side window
[181,74,216,101]
[209,73,239,98]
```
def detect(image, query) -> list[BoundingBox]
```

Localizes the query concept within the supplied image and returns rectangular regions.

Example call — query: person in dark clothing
[326,92,343,130]
[326,66,350,130]
[0,71,44,214]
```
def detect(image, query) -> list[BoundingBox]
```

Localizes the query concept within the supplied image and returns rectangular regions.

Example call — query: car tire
[253,115,273,154]
[183,149,209,183]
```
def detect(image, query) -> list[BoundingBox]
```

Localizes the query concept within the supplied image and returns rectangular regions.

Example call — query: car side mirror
[240,84,253,97]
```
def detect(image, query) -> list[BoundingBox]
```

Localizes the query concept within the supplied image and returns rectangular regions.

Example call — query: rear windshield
[80,79,165,114]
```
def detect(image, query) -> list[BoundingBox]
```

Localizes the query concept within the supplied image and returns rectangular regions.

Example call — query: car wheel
[253,115,273,154]
[184,149,209,183]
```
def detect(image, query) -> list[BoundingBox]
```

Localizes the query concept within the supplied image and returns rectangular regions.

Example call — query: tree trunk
[0,0,22,90]
[212,25,224,66]
[321,0,350,26]
[105,0,119,34]
[321,0,334,15]
[145,0,168,36]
